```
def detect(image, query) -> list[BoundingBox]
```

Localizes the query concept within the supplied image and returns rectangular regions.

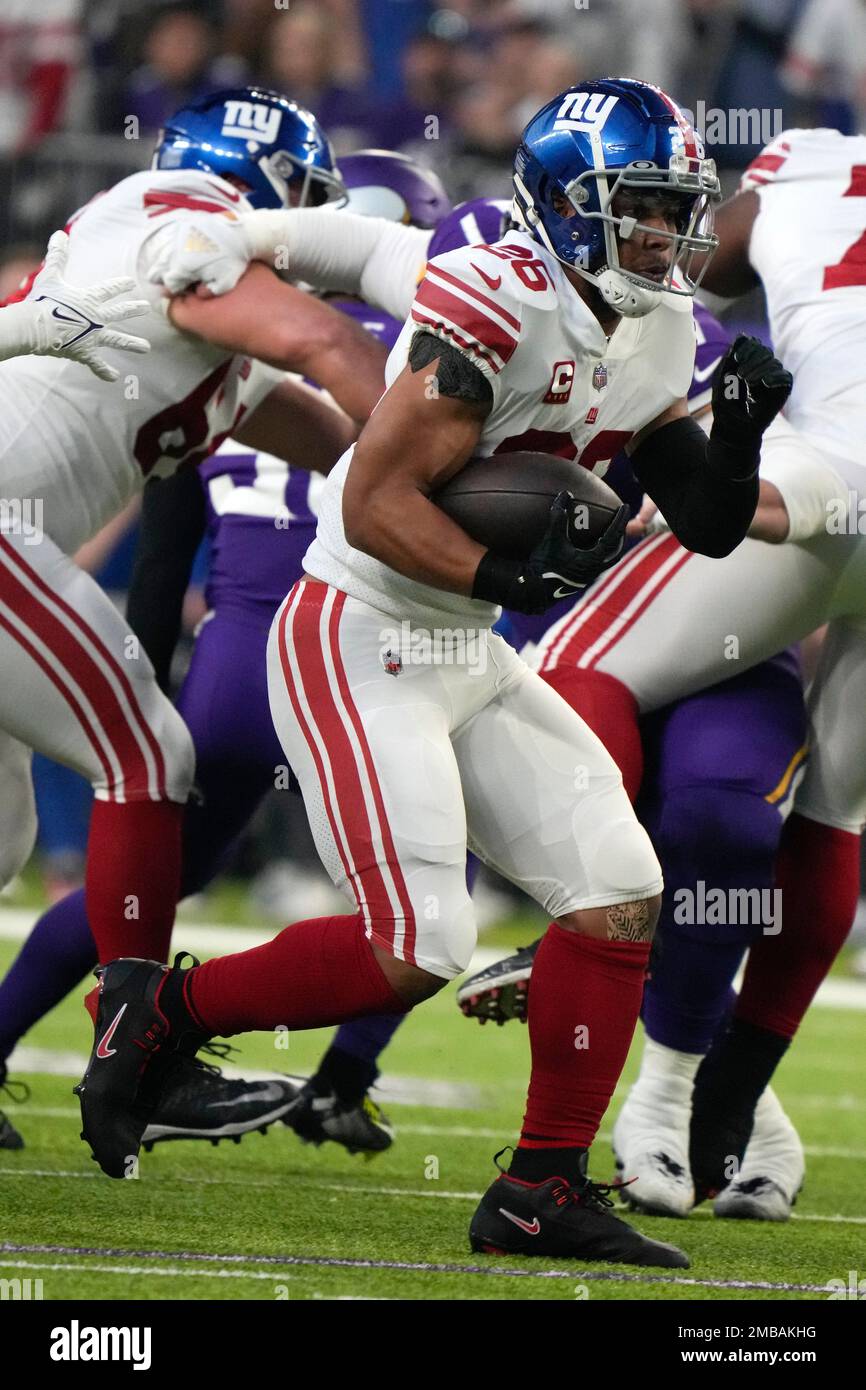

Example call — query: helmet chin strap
[595,267,663,319]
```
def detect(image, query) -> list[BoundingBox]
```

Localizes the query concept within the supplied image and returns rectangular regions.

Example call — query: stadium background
[3,0,866,931]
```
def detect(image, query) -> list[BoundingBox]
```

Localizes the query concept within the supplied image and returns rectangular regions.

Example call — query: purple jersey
[198,299,402,622]
[504,302,732,652]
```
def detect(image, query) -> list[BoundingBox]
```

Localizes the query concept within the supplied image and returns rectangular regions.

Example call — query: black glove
[711,334,793,448]
[472,491,629,615]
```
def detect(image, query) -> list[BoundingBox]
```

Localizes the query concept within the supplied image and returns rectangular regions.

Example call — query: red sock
[86,799,184,964]
[520,923,650,1149]
[190,912,408,1035]
[541,668,643,801]
[737,813,860,1038]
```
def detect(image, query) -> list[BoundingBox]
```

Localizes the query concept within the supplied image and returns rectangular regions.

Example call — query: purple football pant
[636,651,807,1055]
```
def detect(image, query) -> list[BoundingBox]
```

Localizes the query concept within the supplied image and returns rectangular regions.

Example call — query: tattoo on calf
[606,900,651,942]
[408,331,493,407]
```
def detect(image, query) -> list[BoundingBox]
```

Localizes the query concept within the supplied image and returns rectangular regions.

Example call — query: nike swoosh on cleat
[470,263,502,291]
[499,1208,541,1235]
[95,1003,127,1059]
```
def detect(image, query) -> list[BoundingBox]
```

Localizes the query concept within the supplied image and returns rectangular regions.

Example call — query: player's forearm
[236,377,358,473]
[344,481,485,595]
[0,300,48,361]
[632,416,759,558]
[243,210,429,317]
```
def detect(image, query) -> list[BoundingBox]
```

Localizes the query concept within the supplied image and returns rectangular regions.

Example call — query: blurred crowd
[2,0,865,251]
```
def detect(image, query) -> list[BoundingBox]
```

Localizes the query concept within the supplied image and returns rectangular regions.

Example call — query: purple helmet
[339,149,452,229]
[427,197,513,258]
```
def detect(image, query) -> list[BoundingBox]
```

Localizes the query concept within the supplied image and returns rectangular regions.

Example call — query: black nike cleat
[0,1062,27,1150]
[0,1110,24,1151]
[283,1081,394,1156]
[456,939,540,1025]
[74,954,209,1178]
[141,1048,301,1150]
[469,1154,689,1268]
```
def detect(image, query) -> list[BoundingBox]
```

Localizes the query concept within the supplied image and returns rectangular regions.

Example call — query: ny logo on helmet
[222,100,281,145]
[553,92,619,133]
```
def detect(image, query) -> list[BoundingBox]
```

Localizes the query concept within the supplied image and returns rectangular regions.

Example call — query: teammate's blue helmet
[339,150,452,229]
[427,196,513,258]
[512,78,721,317]
[153,87,346,211]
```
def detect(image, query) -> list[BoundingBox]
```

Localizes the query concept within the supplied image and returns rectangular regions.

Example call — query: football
[432,450,622,560]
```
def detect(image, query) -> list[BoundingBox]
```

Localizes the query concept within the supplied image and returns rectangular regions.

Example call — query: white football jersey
[0,169,281,554]
[305,229,696,625]
[742,128,866,482]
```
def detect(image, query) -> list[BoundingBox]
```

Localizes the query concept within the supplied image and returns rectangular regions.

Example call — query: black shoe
[0,1061,27,1150]
[283,1080,394,1156]
[141,1046,301,1150]
[469,1153,689,1268]
[690,1098,756,1205]
[74,954,208,1178]
[456,940,540,1025]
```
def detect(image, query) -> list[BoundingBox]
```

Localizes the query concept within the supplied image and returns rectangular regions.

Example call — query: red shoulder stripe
[413,279,518,365]
[426,263,521,331]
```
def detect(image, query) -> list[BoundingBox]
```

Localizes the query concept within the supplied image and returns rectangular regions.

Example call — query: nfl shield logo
[592,363,608,392]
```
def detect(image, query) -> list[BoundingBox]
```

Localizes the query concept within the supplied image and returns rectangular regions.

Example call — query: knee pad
[580,813,662,904]
[372,892,478,981]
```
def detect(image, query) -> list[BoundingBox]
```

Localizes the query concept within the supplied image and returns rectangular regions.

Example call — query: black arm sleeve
[125,467,207,692]
[630,416,759,559]
[408,330,494,407]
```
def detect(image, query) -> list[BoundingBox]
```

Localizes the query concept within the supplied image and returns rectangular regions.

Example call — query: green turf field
[1,911,864,1303]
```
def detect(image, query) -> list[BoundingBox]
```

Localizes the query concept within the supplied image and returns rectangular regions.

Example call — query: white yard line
[0,1241,841,1295]
[2,1166,864,1227]
[9,1107,866,1161]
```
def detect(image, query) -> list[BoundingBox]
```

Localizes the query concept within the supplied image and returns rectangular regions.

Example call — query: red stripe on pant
[278,584,415,960]
[0,605,115,789]
[585,545,694,670]
[0,546,152,797]
[0,535,167,796]
[277,585,368,912]
[325,592,418,966]
[539,534,680,672]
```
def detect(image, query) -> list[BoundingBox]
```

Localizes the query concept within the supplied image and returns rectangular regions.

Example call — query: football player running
[462,126,866,1221]
[75,80,790,1269]
[0,152,456,1155]
[0,86,389,1147]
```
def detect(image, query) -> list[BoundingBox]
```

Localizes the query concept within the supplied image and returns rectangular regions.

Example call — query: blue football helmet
[153,87,346,211]
[339,150,452,229]
[512,78,720,317]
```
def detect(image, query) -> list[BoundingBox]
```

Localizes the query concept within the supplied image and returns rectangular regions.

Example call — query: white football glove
[19,231,151,382]
[147,214,257,297]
